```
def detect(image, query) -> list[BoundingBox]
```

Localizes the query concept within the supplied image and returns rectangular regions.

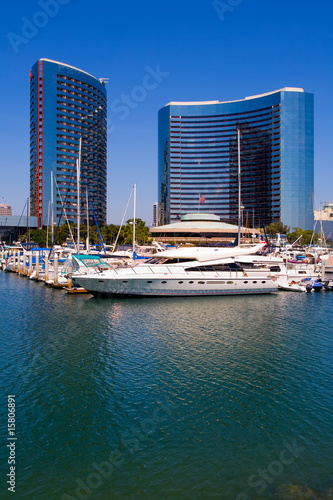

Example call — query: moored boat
[276,279,306,292]
[72,243,278,297]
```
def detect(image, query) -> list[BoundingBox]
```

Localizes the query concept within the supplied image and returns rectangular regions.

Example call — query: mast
[51,170,54,245]
[27,197,30,243]
[319,202,327,249]
[133,183,136,258]
[237,127,241,244]
[46,200,50,248]
[77,137,82,253]
[86,186,90,252]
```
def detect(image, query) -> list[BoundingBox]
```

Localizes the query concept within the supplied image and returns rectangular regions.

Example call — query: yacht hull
[73,273,278,297]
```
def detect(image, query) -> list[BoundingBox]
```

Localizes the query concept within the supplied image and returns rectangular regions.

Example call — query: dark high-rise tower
[158,88,314,230]
[30,58,107,228]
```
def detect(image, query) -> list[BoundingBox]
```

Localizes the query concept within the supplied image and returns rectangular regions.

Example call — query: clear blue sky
[1,0,332,225]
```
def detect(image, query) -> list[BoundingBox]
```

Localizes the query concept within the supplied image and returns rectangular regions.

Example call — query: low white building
[150,213,260,244]
[0,204,12,216]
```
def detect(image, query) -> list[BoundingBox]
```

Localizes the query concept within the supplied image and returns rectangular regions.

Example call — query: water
[0,271,332,500]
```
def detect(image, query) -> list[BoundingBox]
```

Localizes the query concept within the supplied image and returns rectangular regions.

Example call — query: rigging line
[111,186,134,254]
[12,198,28,244]
[54,177,75,245]
[49,166,76,258]
[80,173,106,255]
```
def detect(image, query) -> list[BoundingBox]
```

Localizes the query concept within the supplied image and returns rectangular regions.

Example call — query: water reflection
[0,273,332,499]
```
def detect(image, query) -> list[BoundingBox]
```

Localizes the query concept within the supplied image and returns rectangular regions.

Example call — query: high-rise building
[30,59,107,228]
[158,88,314,230]
[152,202,158,227]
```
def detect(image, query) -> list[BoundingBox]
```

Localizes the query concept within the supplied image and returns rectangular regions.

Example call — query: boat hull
[73,273,278,297]
[276,281,306,292]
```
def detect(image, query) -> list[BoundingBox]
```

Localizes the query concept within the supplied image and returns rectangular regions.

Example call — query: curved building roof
[40,58,98,81]
[150,213,259,235]
[165,87,304,107]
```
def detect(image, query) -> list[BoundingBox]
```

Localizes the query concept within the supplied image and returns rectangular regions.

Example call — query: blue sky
[1,0,332,225]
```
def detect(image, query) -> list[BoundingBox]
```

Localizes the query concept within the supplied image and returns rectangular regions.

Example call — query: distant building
[158,88,314,230]
[0,204,12,216]
[29,59,107,228]
[0,215,38,243]
[314,202,333,221]
[152,202,158,227]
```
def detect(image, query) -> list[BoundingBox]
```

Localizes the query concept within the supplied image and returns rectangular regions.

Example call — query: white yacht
[235,254,320,283]
[72,243,278,297]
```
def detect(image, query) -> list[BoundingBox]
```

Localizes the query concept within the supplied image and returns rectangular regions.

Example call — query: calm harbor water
[0,271,333,500]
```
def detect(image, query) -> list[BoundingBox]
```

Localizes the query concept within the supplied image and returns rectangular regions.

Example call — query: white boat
[72,243,278,297]
[44,253,113,286]
[270,261,319,284]
[275,279,306,292]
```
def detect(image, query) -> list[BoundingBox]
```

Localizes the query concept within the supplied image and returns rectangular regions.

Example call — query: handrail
[103,265,239,278]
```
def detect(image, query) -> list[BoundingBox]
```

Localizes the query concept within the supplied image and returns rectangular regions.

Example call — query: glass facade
[158,89,314,230]
[30,59,107,228]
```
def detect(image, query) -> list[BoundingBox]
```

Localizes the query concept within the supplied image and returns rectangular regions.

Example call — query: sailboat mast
[51,170,54,245]
[46,200,50,248]
[237,127,241,244]
[27,197,30,243]
[77,137,82,253]
[86,186,89,252]
[133,183,136,257]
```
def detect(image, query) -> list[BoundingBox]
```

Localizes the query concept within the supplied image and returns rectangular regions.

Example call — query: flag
[199,194,206,204]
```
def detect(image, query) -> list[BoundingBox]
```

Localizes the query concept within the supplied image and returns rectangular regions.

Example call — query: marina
[0,270,332,499]
[1,238,332,296]
[1,1,333,498]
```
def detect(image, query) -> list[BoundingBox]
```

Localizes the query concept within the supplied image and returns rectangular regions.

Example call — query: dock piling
[67,255,73,289]
[54,254,59,285]
[35,252,40,280]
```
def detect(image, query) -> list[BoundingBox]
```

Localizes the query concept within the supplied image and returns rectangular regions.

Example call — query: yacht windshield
[184,263,242,272]
[145,257,197,265]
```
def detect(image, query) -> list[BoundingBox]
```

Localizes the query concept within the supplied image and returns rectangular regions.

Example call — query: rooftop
[165,87,304,107]
[150,213,259,234]
[39,58,101,82]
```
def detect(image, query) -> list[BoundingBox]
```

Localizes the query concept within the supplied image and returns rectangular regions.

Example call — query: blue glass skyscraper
[30,59,107,228]
[158,88,314,230]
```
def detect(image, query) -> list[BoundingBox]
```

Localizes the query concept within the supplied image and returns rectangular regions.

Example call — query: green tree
[55,223,71,245]
[19,219,152,249]
[122,218,152,245]
[21,228,47,246]
[100,224,118,246]
[265,221,290,237]
[287,228,317,246]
